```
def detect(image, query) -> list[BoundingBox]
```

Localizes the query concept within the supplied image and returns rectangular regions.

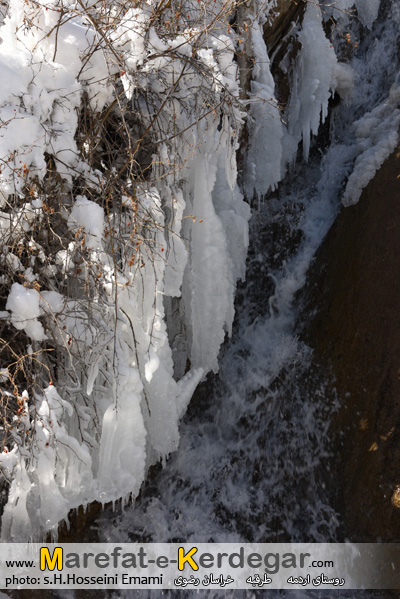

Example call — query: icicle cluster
[0,0,250,539]
[245,1,355,196]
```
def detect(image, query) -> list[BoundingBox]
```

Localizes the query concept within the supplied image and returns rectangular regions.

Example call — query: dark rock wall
[306,144,400,541]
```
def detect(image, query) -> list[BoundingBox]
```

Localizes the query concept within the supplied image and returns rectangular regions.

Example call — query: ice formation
[0,0,250,539]
[244,15,283,195]
[0,0,391,540]
[343,78,400,206]
[282,2,339,164]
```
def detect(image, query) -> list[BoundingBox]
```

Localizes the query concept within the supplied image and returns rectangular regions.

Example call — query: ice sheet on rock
[178,111,250,375]
[1,384,95,540]
[40,386,94,502]
[175,367,204,418]
[332,62,355,105]
[327,0,380,26]
[343,78,400,206]
[213,160,250,286]
[183,135,232,373]
[120,188,182,461]
[97,357,147,504]
[163,188,188,298]
[355,0,380,28]
[35,451,71,531]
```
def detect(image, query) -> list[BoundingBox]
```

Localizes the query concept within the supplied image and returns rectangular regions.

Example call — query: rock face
[237,0,303,99]
[263,0,304,56]
[306,144,400,541]
[264,0,304,106]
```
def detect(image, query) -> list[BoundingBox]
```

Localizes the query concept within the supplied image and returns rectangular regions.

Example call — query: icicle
[283,2,338,164]
[245,17,284,196]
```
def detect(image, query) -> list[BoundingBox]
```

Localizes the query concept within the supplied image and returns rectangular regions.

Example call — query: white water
[96,0,400,547]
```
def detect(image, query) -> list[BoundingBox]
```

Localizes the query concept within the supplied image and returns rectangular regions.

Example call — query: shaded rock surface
[304,143,400,541]
[263,0,304,53]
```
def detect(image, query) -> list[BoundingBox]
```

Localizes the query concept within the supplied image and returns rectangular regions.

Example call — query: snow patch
[6,283,46,341]
[68,196,105,250]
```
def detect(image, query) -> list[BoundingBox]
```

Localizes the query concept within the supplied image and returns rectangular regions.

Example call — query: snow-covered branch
[0,0,250,539]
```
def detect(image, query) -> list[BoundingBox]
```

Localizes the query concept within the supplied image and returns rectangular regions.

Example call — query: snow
[6,283,46,341]
[0,0,114,198]
[40,291,66,315]
[68,196,105,250]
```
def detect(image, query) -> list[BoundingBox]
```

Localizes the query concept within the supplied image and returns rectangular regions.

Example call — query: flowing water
[97,0,400,543]
[62,1,400,597]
